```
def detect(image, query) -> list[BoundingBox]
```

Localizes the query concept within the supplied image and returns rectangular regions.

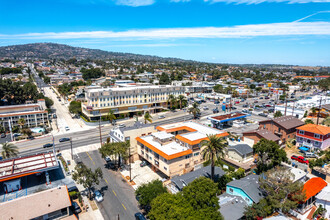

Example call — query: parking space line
[122,203,127,210]
[112,190,117,197]
[104,178,109,184]
[86,152,95,165]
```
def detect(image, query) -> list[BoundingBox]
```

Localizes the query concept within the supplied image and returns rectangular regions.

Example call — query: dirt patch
[89,200,98,211]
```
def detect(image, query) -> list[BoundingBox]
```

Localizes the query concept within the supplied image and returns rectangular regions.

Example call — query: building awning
[299,146,310,151]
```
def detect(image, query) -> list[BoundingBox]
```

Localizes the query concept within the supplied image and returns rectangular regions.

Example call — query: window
[141,150,144,155]
[314,134,320,139]
[164,166,167,171]
[185,155,191,159]
[193,152,199,157]
[299,130,304,135]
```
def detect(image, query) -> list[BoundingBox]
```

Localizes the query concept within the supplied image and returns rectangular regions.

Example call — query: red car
[291,155,309,164]
[235,101,240,104]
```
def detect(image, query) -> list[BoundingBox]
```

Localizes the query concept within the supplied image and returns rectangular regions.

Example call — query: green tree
[149,177,223,220]
[177,95,187,110]
[244,167,306,219]
[72,163,103,199]
[255,87,262,96]
[106,109,116,125]
[322,116,330,127]
[201,135,227,180]
[135,180,167,212]
[144,111,153,124]
[167,94,176,110]
[253,139,287,174]
[69,101,82,115]
[305,119,314,124]
[213,84,224,93]
[274,111,283,118]
[21,128,32,137]
[18,118,25,129]
[188,102,200,119]
[1,142,19,159]
[99,141,129,167]
[318,77,330,91]
[159,72,171,85]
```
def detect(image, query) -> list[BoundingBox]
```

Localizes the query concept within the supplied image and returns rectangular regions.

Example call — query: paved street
[79,150,139,220]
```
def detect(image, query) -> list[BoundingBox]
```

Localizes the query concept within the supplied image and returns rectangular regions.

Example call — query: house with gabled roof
[296,124,330,151]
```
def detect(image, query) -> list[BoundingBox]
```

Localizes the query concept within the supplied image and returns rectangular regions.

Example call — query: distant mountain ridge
[0,43,189,62]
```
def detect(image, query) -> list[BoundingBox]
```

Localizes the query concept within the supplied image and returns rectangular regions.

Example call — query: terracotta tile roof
[303,177,327,201]
[297,124,330,135]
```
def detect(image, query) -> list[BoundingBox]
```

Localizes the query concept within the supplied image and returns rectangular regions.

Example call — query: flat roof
[0,110,48,118]
[0,186,71,220]
[0,152,58,182]
[89,85,180,93]
[0,104,40,110]
[152,131,174,140]
[209,113,247,123]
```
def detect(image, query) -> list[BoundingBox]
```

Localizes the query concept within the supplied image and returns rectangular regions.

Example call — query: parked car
[59,137,70,142]
[243,104,249,108]
[118,124,126,128]
[254,100,258,103]
[65,126,70,131]
[140,161,147,167]
[71,202,81,214]
[27,136,35,140]
[235,101,240,104]
[158,115,166,119]
[43,143,54,148]
[291,155,309,164]
[94,190,104,203]
[258,113,268,117]
[203,106,209,110]
[13,133,21,137]
[231,107,237,110]
[268,108,275,113]
[1,133,6,138]
[265,104,272,107]
[259,97,264,99]
[303,152,317,158]
[105,156,111,162]
[213,108,219,114]
[265,96,270,99]
[135,213,147,220]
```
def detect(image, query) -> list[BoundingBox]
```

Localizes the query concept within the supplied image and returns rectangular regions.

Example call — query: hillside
[0,43,188,62]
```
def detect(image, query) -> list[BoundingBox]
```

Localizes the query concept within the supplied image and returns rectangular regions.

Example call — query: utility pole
[317,96,322,125]
[99,114,103,146]
[129,146,131,182]
[70,137,73,160]
[284,94,288,116]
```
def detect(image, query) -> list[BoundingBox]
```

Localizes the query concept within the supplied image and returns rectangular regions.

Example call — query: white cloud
[115,0,155,6]
[205,0,330,4]
[1,22,330,40]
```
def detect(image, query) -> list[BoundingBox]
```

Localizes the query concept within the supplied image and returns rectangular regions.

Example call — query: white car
[118,124,126,128]
[65,126,70,131]
[94,190,104,203]
[203,106,209,110]
[158,115,165,119]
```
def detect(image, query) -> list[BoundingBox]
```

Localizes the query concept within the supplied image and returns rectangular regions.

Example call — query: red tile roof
[303,177,327,201]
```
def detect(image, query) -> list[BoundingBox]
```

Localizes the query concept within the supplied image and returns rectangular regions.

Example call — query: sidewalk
[61,144,104,220]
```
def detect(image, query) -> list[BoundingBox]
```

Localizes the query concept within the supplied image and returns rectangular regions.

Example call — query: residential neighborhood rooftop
[297,124,330,135]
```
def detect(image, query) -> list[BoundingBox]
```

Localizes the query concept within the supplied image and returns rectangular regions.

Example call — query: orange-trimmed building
[136,121,229,177]
[296,124,330,151]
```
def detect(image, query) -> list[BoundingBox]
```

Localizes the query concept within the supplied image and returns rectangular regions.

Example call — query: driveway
[78,150,140,220]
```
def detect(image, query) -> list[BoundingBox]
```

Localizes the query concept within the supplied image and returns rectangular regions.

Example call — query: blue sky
[0,0,330,66]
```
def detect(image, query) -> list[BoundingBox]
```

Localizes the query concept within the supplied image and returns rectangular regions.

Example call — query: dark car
[213,108,219,113]
[268,108,275,113]
[27,136,35,140]
[140,161,147,167]
[231,107,237,110]
[265,96,270,99]
[59,137,70,142]
[0,133,6,138]
[258,113,268,117]
[71,202,82,214]
[242,104,248,108]
[259,97,264,99]
[254,100,258,103]
[135,213,147,220]
[43,143,54,148]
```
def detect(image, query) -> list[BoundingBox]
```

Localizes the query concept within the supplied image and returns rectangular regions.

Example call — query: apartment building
[0,99,49,130]
[258,116,304,144]
[296,124,330,151]
[82,85,185,120]
[136,121,229,178]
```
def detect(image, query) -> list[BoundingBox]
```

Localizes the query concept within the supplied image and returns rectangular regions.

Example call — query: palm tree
[107,109,117,125]
[167,94,176,110]
[177,95,187,110]
[18,118,25,129]
[1,142,19,159]
[188,102,201,119]
[201,135,227,180]
[144,111,153,124]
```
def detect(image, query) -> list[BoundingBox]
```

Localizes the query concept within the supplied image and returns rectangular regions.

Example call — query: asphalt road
[79,150,140,220]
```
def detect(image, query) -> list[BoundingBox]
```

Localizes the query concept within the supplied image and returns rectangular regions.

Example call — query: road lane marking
[86,152,95,165]
[112,190,117,197]
[122,203,127,210]
[104,178,109,184]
